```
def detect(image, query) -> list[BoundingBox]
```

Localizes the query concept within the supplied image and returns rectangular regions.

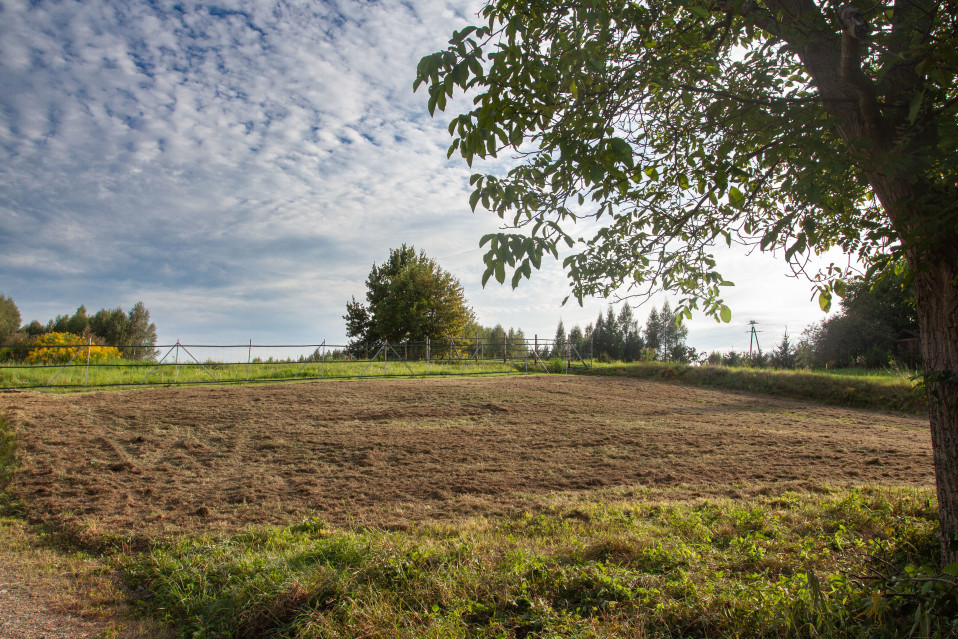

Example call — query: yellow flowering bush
[25,332,121,364]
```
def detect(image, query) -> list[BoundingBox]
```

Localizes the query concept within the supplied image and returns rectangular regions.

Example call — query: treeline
[549,300,694,363]
[0,296,159,361]
[708,273,920,370]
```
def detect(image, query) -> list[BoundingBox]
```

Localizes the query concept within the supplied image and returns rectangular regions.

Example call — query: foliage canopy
[417,0,958,563]
[415,0,956,317]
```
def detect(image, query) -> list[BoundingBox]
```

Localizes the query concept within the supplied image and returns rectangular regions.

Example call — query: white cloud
[0,0,835,352]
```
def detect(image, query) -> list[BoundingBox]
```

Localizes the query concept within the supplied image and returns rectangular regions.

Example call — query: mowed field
[1,375,934,541]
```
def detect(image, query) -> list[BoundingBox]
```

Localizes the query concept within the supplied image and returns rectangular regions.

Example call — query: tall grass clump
[126,487,957,638]
[586,362,926,414]
[0,415,17,497]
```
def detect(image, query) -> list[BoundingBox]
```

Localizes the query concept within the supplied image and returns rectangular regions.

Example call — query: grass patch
[0,413,17,498]
[0,359,530,391]
[124,487,957,638]
[585,362,926,414]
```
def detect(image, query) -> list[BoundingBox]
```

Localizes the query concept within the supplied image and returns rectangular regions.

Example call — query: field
[2,375,932,541]
[2,375,951,638]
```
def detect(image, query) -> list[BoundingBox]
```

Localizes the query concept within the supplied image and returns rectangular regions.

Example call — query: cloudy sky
[0,0,838,354]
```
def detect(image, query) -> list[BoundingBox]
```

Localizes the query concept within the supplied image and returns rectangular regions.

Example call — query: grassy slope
[584,362,926,415]
[2,378,955,638]
[127,486,955,638]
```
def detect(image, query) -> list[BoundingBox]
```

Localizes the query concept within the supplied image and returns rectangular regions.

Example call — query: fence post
[321,340,326,378]
[247,339,252,381]
[503,334,507,364]
[84,337,92,387]
[426,337,430,376]
[174,340,180,385]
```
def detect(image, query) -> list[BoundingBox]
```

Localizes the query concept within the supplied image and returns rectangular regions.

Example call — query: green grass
[0,358,530,390]
[123,486,956,638]
[585,362,926,414]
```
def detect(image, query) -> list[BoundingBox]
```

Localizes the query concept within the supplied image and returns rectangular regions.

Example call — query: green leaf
[470,190,482,211]
[728,186,745,209]
[481,266,494,287]
[818,289,832,312]
[719,305,732,323]
[908,91,924,124]
[689,6,711,19]
[494,261,505,284]
[833,279,846,298]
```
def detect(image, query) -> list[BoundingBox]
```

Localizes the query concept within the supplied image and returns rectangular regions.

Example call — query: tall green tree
[808,271,918,367]
[644,307,662,357]
[550,319,566,358]
[344,245,475,349]
[0,295,20,344]
[418,1,958,563]
[617,304,643,362]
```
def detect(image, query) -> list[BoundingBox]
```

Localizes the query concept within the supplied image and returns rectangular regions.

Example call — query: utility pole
[747,320,762,359]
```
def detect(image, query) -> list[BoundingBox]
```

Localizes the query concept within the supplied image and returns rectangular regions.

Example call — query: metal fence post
[84,337,92,387]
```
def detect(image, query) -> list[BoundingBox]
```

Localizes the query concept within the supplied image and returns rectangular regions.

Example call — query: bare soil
[0,375,934,543]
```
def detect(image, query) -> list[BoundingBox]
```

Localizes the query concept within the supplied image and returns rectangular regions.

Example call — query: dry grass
[0,375,933,546]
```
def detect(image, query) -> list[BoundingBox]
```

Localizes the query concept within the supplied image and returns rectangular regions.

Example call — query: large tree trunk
[913,261,958,565]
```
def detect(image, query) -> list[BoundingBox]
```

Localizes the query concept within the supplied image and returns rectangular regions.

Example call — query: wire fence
[0,336,593,391]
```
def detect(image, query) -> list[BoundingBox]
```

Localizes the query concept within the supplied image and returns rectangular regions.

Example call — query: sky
[0,0,841,355]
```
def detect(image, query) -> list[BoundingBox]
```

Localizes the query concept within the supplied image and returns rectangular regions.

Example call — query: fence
[0,336,593,390]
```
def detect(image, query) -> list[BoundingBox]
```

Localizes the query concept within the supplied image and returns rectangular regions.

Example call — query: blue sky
[0,0,839,353]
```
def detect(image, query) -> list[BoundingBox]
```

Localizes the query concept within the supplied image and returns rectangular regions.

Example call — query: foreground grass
[122,486,957,638]
[585,362,926,414]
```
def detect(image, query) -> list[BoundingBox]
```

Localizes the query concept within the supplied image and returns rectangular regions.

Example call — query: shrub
[25,332,121,364]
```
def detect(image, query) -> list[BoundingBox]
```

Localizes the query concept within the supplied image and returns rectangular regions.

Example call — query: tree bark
[913,260,958,565]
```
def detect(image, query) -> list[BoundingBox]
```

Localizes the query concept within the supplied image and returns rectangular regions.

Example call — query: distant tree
[507,327,527,358]
[606,307,624,360]
[550,320,566,359]
[45,306,90,336]
[617,304,643,362]
[769,330,797,369]
[345,245,475,350]
[590,311,608,361]
[658,301,688,360]
[486,323,507,358]
[0,295,20,344]
[568,324,585,357]
[22,320,43,337]
[809,272,918,367]
[125,302,159,361]
[643,307,661,358]
[90,307,129,347]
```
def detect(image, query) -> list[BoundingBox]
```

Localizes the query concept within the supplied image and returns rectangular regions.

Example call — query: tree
[769,329,798,369]
[550,319,566,358]
[617,304,644,362]
[0,295,20,344]
[807,272,918,367]
[418,1,958,563]
[344,245,475,349]
[658,301,689,360]
[644,307,662,358]
[568,323,586,356]
[125,302,159,361]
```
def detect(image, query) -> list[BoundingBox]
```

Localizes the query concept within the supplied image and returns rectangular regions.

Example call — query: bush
[25,332,122,364]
